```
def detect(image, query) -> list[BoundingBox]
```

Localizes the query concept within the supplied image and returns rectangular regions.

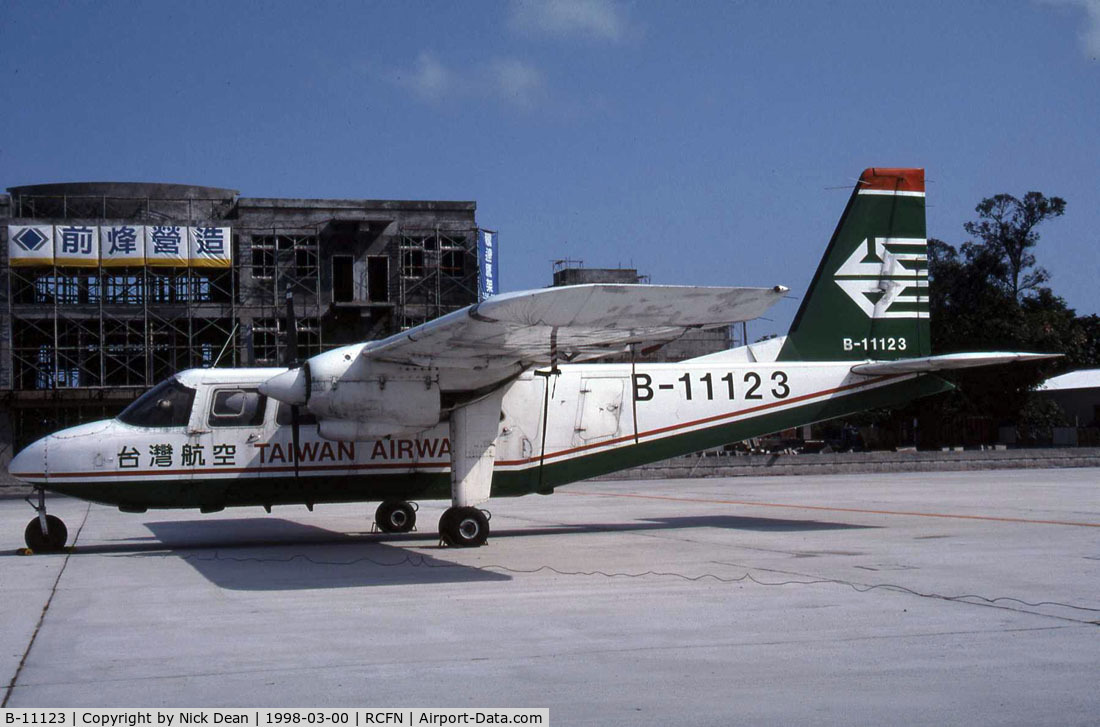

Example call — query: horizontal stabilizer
[851,352,1061,375]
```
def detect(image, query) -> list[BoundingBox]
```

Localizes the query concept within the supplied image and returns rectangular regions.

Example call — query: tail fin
[776,167,930,362]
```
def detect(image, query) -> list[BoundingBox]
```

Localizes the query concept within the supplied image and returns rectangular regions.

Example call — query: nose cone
[260,367,308,405]
[9,437,47,483]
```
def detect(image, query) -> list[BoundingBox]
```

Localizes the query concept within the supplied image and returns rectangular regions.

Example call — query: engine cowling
[260,345,441,440]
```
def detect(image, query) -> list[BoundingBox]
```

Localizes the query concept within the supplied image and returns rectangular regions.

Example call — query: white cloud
[391,53,546,109]
[508,0,635,42]
[394,52,454,102]
[489,59,546,107]
[1043,0,1100,57]
[1079,0,1100,56]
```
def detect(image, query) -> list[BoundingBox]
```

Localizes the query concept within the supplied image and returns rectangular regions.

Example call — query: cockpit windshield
[118,378,197,428]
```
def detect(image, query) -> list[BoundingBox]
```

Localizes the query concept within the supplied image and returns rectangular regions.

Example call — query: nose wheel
[439,506,490,547]
[374,500,417,534]
[24,489,68,553]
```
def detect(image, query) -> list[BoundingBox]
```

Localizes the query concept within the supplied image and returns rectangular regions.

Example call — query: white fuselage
[9,358,916,509]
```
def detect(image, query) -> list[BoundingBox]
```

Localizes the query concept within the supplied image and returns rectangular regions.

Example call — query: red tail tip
[859,168,925,193]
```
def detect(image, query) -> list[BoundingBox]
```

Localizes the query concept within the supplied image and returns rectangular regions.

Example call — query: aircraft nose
[260,367,309,405]
[8,436,48,482]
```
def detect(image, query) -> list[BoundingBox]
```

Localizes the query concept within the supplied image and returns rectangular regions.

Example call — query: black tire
[375,500,416,534]
[24,515,68,553]
[439,506,489,547]
[437,508,459,540]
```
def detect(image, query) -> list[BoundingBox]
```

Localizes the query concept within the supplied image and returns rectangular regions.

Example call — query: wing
[850,352,1060,375]
[363,283,788,370]
[259,283,788,421]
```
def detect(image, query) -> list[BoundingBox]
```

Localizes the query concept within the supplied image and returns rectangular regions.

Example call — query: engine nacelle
[305,346,441,439]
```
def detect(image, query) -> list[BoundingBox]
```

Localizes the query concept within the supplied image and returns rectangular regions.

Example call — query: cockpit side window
[208,388,268,428]
[118,379,197,428]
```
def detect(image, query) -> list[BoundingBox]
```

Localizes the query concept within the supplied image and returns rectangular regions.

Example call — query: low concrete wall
[594,447,1100,480]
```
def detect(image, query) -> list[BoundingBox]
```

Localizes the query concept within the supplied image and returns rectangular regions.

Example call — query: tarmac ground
[1,469,1097,725]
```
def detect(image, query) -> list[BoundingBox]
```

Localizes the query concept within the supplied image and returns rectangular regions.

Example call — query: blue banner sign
[478,229,499,301]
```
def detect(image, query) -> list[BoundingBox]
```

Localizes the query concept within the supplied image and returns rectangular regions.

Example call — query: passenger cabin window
[276,402,318,426]
[118,379,197,428]
[208,388,267,428]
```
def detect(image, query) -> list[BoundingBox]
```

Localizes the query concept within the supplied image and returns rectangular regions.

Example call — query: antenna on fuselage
[212,323,240,368]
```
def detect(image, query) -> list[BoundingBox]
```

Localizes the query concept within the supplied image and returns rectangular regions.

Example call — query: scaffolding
[237,229,323,364]
[396,228,479,330]
[1,187,480,452]
[9,194,234,225]
[2,225,476,391]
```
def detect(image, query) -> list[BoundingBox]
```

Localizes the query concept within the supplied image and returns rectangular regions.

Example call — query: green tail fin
[777,167,930,362]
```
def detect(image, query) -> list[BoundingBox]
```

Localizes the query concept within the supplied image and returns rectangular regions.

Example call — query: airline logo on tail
[833,236,928,319]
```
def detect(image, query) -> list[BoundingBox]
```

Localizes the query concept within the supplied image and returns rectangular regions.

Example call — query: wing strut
[630,345,640,445]
[533,368,559,494]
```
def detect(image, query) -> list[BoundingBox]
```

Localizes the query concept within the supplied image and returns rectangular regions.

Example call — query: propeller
[284,290,302,480]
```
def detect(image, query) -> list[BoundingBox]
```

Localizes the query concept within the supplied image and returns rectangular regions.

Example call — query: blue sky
[2,0,1097,339]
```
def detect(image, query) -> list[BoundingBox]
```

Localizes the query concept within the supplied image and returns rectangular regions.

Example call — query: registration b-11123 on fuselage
[9,168,1056,551]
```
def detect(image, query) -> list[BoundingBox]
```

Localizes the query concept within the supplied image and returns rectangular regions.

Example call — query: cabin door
[194,386,269,507]
[572,376,625,447]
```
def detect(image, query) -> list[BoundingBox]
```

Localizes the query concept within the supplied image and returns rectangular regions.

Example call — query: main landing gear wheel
[375,500,417,534]
[24,514,67,553]
[439,506,490,548]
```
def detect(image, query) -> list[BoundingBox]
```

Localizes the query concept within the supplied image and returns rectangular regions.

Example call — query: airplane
[8,167,1056,552]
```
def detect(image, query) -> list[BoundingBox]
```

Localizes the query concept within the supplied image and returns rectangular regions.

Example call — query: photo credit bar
[1,710,548,727]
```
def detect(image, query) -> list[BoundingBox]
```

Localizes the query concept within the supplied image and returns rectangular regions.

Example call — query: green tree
[962,192,1065,302]
[932,191,1072,358]
[853,190,1094,447]
[918,191,1090,445]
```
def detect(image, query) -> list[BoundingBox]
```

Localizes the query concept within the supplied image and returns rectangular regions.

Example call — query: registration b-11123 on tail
[9,168,1056,551]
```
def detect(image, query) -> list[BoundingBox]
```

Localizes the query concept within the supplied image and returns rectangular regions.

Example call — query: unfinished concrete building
[1,182,483,466]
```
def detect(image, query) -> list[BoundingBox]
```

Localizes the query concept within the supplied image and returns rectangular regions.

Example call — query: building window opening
[32,275,56,305]
[105,271,144,304]
[295,317,322,359]
[441,249,465,276]
[295,245,318,280]
[402,249,425,278]
[35,346,54,390]
[251,242,276,280]
[252,317,284,364]
[333,255,354,303]
[367,256,389,302]
[149,271,190,304]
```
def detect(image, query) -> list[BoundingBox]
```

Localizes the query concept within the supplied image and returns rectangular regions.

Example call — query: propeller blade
[284,291,301,477]
[284,290,299,368]
[290,403,301,479]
